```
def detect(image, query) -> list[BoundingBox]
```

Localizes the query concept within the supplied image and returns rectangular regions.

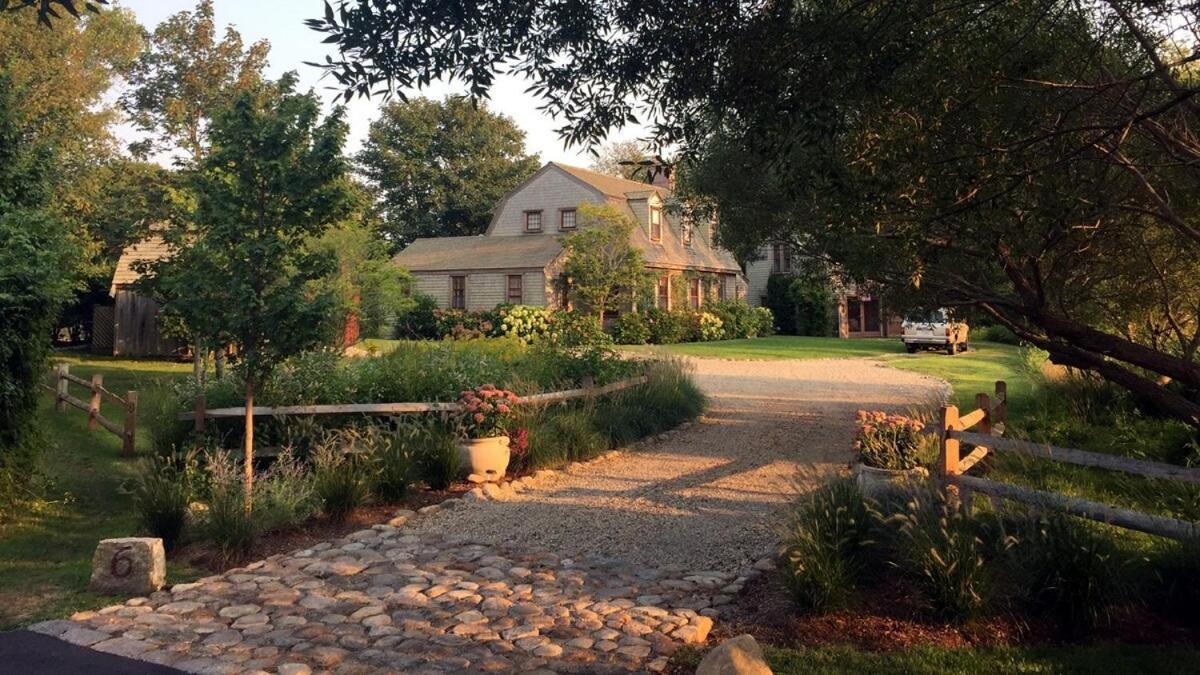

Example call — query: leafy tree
[560,203,651,320]
[80,160,178,265]
[309,1,1200,426]
[356,96,538,249]
[140,75,355,507]
[0,75,75,508]
[123,0,270,160]
[1,6,144,342]
[308,220,414,340]
[0,6,140,171]
[590,140,651,182]
[3,0,107,28]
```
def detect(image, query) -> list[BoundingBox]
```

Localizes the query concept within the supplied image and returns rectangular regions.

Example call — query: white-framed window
[507,274,523,303]
[650,207,663,243]
[524,210,543,232]
[559,208,577,230]
[681,220,693,246]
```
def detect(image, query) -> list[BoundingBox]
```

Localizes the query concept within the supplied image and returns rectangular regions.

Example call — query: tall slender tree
[123,0,270,161]
[140,75,355,508]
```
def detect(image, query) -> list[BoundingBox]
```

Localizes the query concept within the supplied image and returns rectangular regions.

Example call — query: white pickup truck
[901,309,969,355]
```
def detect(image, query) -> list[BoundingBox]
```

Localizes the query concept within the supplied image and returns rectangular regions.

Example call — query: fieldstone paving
[39,521,737,674]
[39,357,947,673]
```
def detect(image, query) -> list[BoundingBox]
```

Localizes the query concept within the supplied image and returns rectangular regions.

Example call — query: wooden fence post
[194,393,206,433]
[88,374,103,431]
[975,393,991,437]
[994,381,1008,427]
[122,391,138,457]
[55,363,69,412]
[940,405,961,476]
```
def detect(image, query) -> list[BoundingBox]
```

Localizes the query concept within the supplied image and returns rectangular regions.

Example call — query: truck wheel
[905,344,918,354]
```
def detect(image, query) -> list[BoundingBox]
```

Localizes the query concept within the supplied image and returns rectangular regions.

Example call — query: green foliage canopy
[142,74,356,386]
[306,0,1200,426]
[356,96,538,249]
[122,0,270,160]
[560,203,652,319]
[0,76,75,491]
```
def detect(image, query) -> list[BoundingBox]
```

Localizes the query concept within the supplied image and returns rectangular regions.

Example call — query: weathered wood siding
[744,254,773,307]
[490,170,603,236]
[411,270,551,310]
[113,290,180,357]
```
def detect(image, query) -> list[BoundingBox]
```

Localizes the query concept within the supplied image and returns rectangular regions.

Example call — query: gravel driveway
[409,357,948,575]
[49,357,949,674]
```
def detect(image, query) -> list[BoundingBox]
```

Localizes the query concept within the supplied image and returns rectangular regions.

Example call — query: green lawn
[0,354,202,629]
[880,343,1034,420]
[626,335,909,360]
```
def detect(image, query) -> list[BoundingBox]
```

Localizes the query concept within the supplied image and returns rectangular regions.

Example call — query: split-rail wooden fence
[940,380,1199,540]
[179,375,649,431]
[43,364,139,456]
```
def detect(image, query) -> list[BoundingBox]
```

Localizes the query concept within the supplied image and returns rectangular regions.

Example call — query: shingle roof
[551,162,670,199]
[391,235,564,272]
[110,233,172,296]
[631,224,742,273]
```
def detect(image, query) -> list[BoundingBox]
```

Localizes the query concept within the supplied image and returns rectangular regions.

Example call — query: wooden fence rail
[180,375,650,431]
[938,380,1198,541]
[42,364,138,456]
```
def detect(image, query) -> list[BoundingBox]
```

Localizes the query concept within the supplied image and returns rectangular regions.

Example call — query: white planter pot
[460,436,511,480]
[853,462,928,499]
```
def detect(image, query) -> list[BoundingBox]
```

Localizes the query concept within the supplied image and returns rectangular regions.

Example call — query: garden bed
[711,564,1199,654]
[169,489,468,575]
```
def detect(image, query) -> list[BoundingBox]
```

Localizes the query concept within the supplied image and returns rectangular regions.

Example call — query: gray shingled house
[392,162,746,312]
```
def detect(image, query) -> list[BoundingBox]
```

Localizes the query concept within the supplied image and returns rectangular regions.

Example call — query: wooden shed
[103,234,183,357]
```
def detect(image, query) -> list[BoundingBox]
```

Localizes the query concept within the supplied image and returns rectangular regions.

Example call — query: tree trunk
[243,378,254,512]
[981,303,1200,428]
[192,344,205,386]
[215,348,226,380]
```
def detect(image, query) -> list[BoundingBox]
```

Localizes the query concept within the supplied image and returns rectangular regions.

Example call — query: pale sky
[115,0,648,167]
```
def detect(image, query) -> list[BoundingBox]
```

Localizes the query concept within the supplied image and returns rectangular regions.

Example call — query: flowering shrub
[612,311,651,344]
[854,410,927,470]
[751,306,776,337]
[549,311,612,347]
[645,308,690,344]
[696,312,724,341]
[494,305,553,343]
[458,384,519,438]
[507,426,530,470]
[434,309,492,339]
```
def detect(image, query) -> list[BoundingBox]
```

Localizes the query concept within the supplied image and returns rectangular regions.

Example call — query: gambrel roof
[391,235,564,272]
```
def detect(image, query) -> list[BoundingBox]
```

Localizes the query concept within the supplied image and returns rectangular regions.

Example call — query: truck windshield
[905,309,947,323]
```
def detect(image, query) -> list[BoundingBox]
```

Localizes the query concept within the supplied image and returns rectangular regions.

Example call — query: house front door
[864,298,881,332]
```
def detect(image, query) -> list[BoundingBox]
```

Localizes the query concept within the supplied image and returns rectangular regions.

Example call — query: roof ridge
[549,161,668,196]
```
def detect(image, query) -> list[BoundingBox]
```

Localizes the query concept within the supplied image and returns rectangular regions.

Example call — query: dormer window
[559,208,576,230]
[524,210,543,232]
[650,207,663,243]
[681,219,693,246]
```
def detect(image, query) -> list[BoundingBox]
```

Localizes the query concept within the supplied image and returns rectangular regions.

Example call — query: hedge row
[395,296,773,346]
